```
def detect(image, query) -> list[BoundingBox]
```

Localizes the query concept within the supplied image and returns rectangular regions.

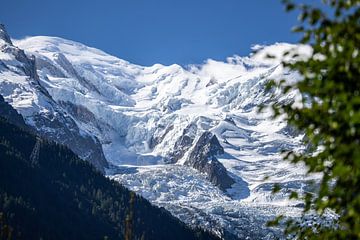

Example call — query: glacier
[0,23,324,239]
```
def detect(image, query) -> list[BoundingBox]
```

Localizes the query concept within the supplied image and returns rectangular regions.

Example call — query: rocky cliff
[185,131,235,190]
[0,24,108,172]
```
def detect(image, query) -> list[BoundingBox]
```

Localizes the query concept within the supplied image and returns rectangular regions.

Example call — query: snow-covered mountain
[0,24,108,171]
[0,24,320,239]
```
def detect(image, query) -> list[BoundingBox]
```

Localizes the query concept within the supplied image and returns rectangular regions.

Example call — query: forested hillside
[0,116,217,240]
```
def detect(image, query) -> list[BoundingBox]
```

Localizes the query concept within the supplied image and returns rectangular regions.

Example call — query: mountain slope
[11,31,239,190]
[0,94,28,129]
[0,112,217,240]
[0,23,322,238]
[0,24,107,172]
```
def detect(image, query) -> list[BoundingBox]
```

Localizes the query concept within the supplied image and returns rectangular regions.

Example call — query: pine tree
[268,0,360,238]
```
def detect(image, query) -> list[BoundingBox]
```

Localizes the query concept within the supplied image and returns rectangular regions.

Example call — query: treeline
[0,116,217,240]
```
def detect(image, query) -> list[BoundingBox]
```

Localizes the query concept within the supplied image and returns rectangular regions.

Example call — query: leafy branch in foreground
[267,0,360,239]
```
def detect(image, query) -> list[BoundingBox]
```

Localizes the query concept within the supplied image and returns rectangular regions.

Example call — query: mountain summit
[0,26,108,172]
[0,23,12,45]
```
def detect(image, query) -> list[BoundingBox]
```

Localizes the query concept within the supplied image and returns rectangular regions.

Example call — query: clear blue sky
[1,0,301,66]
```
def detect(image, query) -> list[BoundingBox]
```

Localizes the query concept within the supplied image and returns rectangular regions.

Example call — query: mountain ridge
[0,24,108,172]
[0,24,319,238]
[0,105,217,240]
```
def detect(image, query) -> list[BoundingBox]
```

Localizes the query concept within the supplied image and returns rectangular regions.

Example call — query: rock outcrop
[185,131,235,191]
[166,123,197,163]
[0,24,108,173]
[0,24,12,45]
[0,95,28,129]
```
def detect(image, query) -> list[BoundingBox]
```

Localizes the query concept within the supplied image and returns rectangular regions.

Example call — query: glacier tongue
[8,35,320,238]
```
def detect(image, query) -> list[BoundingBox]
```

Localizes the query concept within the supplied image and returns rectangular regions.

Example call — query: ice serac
[8,27,322,238]
[0,24,108,172]
[166,123,197,163]
[185,131,235,191]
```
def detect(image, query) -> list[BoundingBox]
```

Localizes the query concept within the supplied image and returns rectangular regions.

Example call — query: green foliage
[268,0,360,239]
[0,117,217,240]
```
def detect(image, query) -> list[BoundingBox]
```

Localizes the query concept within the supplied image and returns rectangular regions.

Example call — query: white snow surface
[5,37,319,238]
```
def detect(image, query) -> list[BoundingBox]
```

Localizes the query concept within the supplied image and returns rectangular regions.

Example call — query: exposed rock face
[149,124,174,150]
[166,123,197,163]
[59,101,97,125]
[185,131,235,191]
[53,53,100,94]
[29,110,108,172]
[0,24,12,45]
[0,95,28,129]
[0,24,108,173]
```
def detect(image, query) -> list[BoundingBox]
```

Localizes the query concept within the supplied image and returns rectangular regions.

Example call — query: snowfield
[0,32,321,238]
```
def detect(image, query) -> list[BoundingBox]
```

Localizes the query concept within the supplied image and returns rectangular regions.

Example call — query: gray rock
[0,94,28,129]
[0,25,108,173]
[185,131,235,191]
[35,56,67,78]
[53,53,100,94]
[30,109,108,172]
[149,124,174,150]
[0,24,12,45]
[166,123,197,163]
